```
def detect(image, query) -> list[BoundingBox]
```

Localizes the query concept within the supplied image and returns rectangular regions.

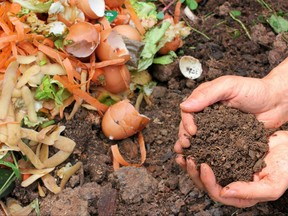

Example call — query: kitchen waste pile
[0,0,193,214]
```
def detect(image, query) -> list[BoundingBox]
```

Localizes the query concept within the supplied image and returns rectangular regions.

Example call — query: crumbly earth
[3,0,288,215]
[185,104,272,186]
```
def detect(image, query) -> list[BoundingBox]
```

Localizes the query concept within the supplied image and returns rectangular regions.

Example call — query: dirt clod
[185,104,272,186]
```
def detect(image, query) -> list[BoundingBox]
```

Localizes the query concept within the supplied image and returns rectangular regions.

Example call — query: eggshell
[113,25,141,41]
[179,56,202,79]
[104,0,125,8]
[76,0,105,19]
[95,29,130,62]
[102,99,150,140]
[64,21,100,58]
[103,64,130,94]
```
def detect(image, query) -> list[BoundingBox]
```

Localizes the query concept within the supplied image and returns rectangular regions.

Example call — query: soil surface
[4,0,288,215]
[185,104,272,186]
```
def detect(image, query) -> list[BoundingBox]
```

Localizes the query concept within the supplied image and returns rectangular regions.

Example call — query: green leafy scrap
[12,0,53,13]
[186,0,198,10]
[35,75,71,106]
[267,14,288,33]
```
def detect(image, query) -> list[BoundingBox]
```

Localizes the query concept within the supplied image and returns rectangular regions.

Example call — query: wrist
[263,57,288,103]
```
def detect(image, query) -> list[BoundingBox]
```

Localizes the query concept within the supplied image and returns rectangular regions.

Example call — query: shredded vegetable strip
[53,75,108,114]
[174,0,182,24]
[111,132,146,170]
[124,0,146,35]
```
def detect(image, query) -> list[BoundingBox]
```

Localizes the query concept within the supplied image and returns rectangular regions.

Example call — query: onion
[102,100,150,140]
[104,0,125,8]
[103,64,130,94]
[64,21,100,58]
[95,29,130,62]
[76,0,105,19]
[113,25,142,41]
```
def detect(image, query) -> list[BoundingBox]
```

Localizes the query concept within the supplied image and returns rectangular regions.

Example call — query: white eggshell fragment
[179,56,202,79]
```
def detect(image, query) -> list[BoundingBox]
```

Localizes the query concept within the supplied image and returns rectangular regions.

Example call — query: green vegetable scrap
[12,0,53,13]
[35,75,71,106]
[130,0,158,29]
[267,14,288,33]
[137,21,171,72]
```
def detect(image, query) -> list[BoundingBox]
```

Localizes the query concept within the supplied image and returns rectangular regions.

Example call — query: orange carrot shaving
[37,44,65,65]
[59,96,75,119]
[57,14,73,27]
[10,3,22,14]
[53,75,108,114]
[0,17,11,34]
[63,58,81,83]
[85,58,126,69]
[22,174,31,181]
[174,0,182,24]
[17,41,38,55]
[124,0,145,35]
[111,132,146,170]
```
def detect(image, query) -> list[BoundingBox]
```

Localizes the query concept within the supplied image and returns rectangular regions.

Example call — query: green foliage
[35,75,71,106]
[185,0,198,10]
[267,14,288,33]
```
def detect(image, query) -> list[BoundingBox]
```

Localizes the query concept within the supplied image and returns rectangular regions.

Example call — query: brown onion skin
[102,64,130,94]
[101,100,150,140]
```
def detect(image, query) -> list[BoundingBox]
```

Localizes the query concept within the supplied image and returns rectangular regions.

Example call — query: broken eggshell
[95,29,130,62]
[76,0,105,19]
[64,21,100,58]
[113,25,142,42]
[101,99,150,140]
[179,56,202,79]
[102,64,131,94]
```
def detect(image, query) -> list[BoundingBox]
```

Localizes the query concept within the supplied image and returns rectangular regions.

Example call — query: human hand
[175,57,288,153]
[177,131,288,208]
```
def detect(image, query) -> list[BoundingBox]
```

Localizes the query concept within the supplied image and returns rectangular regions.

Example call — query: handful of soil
[185,104,273,186]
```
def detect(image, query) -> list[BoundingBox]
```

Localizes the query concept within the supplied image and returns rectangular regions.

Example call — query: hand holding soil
[175,57,288,208]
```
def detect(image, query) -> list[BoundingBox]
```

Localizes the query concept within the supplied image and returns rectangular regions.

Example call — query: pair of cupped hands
[174,58,288,208]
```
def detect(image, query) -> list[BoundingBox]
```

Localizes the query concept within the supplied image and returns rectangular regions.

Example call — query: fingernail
[180,100,197,109]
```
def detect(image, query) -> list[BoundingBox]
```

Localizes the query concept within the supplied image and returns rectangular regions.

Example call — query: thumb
[180,76,237,112]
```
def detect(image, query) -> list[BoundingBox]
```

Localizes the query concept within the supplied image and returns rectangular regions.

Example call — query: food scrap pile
[0,0,192,214]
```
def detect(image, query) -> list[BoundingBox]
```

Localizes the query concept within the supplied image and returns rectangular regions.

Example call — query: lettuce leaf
[138,21,171,71]
[12,0,53,13]
[35,75,70,106]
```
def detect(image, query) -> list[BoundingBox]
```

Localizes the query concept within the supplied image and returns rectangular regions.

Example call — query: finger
[200,164,259,208]
[174,139,184,154]
[186,157,205,190]
[178,121,191,148]
[175,154,186,169]
[180,76,236,112]
[220,178,288,201]
[181,111,197,135]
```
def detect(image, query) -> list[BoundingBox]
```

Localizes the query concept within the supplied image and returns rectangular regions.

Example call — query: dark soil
[185,104,272,186]
[3,0,288,215]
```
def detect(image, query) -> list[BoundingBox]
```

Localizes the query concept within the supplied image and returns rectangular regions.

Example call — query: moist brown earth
[3,0,288,215]
[185,104,272,186]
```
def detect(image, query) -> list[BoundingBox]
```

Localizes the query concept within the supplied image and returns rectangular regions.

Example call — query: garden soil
[6,0,288,215]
